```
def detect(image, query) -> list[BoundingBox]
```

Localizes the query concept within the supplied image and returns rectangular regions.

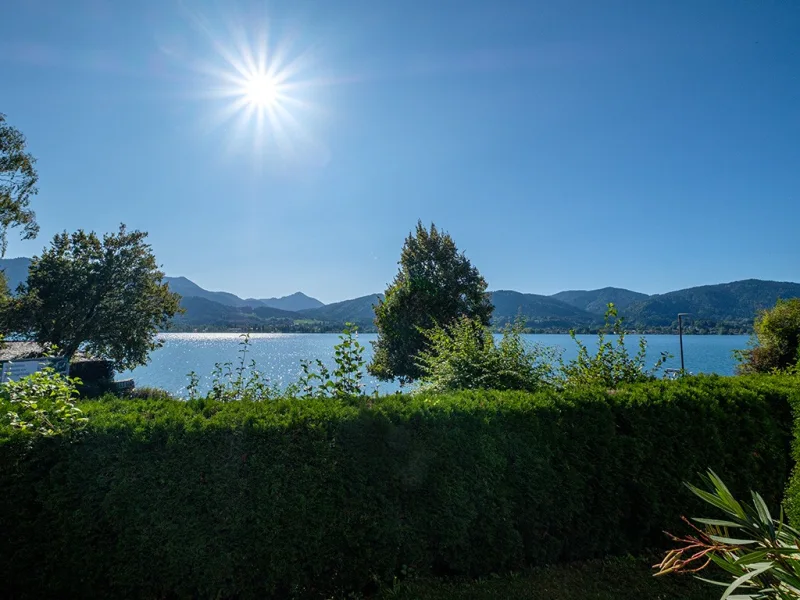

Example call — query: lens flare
[182,9,328,166]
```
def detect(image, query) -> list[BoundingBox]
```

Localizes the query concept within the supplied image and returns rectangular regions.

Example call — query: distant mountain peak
[254,292,324,312]
[551,287,649,315]
[161,276,325,312]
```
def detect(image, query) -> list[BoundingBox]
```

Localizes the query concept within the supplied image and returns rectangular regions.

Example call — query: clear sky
[1,0,798,303]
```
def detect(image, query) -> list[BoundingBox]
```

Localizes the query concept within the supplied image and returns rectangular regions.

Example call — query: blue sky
[1,0,798,303]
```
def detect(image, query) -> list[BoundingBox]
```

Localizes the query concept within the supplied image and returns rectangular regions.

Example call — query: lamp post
[677,313,690,372]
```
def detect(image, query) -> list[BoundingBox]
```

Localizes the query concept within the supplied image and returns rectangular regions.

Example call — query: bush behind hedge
[0,375,794,599]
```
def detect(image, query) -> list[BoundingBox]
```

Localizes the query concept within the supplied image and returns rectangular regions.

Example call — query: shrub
[184,327,369,402]
[287,324,370,399]
[0,367,86,436]
[125,386,174,400]
[187,333,279,401]
[737,298,800,374]
[561,304,669,387]
[415,317,558,393]
[0,376,793,599]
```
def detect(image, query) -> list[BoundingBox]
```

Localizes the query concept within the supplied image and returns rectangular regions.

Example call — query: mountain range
[2,257,799,333]
[164,277,324,311]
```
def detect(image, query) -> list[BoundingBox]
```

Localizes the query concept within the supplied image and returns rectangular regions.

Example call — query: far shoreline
[160,329,753,336]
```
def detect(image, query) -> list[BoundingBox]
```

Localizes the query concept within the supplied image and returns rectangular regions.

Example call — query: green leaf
[707,470,748,520]
[695,575,732,587]
[709,535,759,545]
[688,482,746,518]
[720,563,773,599]
[751,492,773,523]
[735,551,772,566]
[695,517,746,528]
[710,554,747,577]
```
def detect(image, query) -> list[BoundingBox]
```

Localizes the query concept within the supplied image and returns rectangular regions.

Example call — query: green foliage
[657,470,800,599]
[184,327,369,402]
[0,269,9,304]
[0,113,39,256]
[289,324,369,398]
[0,375,792,599]
[4,224,182,369]
[370,222,493,382]
[737,299,800,374]
[125,386,174,401]
[778,376,800,528]
[187,334,279,402]
[415,317,558,393]
[561,303,669,387]
[0,367,86,436]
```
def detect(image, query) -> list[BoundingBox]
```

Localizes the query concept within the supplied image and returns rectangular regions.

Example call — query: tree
[6,224,182,370]
[0,113,39,256]
[736,298,800,374]
[368,221,493,381]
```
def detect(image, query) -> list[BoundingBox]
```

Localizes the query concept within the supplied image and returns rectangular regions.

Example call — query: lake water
[125,333,751,396]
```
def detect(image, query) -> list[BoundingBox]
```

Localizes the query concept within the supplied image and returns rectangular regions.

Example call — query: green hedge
[0,375,793,599]
[384,556,716,600]
[779,377,800,527]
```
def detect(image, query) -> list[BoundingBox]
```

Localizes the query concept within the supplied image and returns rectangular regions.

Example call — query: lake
[125,333,751,396]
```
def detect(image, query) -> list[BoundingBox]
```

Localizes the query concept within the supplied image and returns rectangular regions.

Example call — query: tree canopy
[5,224,182,370]
[368,221,493,381]
[0,113,39,256]
[736,297,800,374]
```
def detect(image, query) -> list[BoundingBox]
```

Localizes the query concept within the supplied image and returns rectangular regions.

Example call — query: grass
[376,556,715,600]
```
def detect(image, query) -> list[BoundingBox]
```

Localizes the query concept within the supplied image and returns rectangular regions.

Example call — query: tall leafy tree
[0,113,39,256]
[6,225,182,370]
[368,221,493,381]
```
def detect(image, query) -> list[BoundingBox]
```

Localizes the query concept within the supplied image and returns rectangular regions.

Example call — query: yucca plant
[655,470,800,599]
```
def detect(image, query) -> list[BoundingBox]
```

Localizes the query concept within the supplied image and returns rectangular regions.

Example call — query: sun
[242,72,279,108]
[182,10,329,165]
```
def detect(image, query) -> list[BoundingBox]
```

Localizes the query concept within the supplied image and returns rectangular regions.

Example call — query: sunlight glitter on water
[126,333,751,397]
